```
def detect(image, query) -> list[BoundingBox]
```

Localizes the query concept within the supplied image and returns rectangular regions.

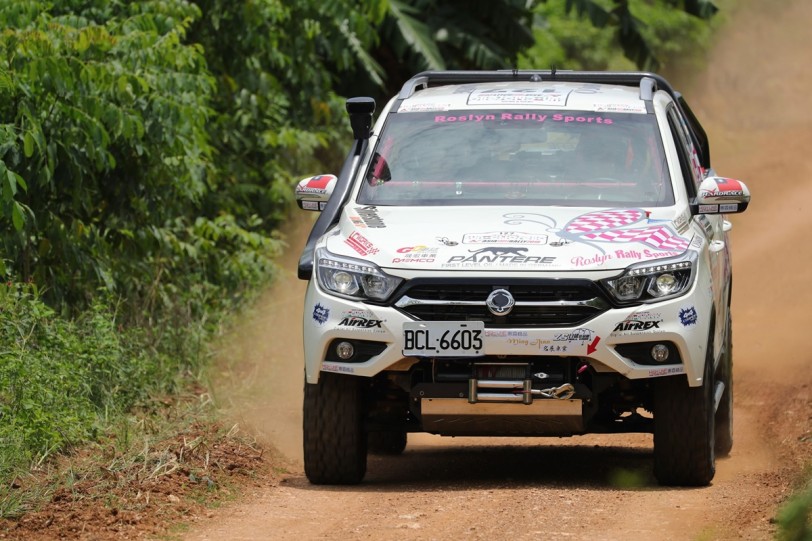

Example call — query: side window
[665,106,698,199]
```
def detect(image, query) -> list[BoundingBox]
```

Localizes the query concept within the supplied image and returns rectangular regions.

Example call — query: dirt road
[191,1,811,539]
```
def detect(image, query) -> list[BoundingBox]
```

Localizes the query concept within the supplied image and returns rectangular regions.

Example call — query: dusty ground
[3,0,808,539]
[185,1,811,539]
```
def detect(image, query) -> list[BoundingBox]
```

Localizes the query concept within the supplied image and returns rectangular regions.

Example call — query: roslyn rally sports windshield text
[356,109,674,207]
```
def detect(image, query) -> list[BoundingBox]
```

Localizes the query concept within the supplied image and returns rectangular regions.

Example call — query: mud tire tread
[654,335,716,486]
[303,373,367,484]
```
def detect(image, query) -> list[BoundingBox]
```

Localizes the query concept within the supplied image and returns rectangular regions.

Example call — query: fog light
[336,341,355,360]
[650,344,670,363]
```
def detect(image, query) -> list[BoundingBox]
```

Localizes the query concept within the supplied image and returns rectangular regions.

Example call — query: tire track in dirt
[190,1,811,538]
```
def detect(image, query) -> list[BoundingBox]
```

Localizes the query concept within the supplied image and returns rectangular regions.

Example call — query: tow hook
[539,383,576,400]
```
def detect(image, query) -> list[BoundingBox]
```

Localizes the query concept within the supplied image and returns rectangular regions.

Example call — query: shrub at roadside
[0,282,210,505]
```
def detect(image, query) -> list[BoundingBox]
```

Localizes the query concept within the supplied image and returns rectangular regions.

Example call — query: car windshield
[356,109,673,207]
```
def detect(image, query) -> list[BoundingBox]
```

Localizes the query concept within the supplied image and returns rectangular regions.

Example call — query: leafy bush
[521,0,717,72]
[776,475,812,541]
[0,0,286,319]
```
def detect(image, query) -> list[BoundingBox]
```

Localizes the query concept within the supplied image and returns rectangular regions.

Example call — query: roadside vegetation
[5,1,805,539]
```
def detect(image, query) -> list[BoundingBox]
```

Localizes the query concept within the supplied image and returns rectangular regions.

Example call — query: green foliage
[776,474,812,541]
[0,276,222,494]
[359,0,536,97]
[522,0,718,72]
[188,0,382,233]
[0,0,288,320]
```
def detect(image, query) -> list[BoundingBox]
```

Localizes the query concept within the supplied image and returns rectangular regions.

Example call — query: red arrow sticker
[587,336,601,355]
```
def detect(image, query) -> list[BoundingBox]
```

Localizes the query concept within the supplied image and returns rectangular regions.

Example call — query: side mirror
[692,176,750,215]
[295,174,338,211]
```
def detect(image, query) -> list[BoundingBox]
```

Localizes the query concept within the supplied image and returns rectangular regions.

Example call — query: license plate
[403,321,485,357]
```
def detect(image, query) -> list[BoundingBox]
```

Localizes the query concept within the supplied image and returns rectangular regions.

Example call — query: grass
[0,386,275,539]
[776,467,812,541]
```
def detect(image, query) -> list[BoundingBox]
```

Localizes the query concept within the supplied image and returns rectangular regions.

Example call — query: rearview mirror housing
[295,174,337,211]
[692,176,750,215]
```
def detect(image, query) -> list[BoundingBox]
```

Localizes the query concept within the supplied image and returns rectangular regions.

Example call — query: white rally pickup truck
[295,70,750,487]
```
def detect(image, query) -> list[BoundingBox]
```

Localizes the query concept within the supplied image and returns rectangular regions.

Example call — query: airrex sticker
[612,319,662,332]
[338,309,385,331]
[679,306,698,327]
[611,311,664,334]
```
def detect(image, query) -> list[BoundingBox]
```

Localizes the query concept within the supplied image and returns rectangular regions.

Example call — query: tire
[368,431,407,455]
[303,372,367,484]
[715,317,734,456]
[653,331,716,486]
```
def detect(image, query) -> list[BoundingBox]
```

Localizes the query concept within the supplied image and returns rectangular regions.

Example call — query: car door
[665,105,728,356]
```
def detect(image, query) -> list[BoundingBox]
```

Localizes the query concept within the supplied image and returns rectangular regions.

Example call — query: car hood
[326,205,694,272]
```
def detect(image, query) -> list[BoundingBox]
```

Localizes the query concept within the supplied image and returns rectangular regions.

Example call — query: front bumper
[302,272,712,387]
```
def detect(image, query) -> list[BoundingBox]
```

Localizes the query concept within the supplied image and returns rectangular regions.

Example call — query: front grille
[395,280,609,327]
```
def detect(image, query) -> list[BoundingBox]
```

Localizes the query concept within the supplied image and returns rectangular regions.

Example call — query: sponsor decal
[345,231,379,256]
[322,362,355,374]
[611,311,664,336]
[434,112,614,124]
[354,206,386,228]
[312,303,330,326]
[505,337,562,352]
[613,319,662,332]
[296,174,334,194]
[301,201,319,211]
[672,210,691,231]
[699,204,719,213]
[444,246,555,267]
[393,245,438,264]
[648,366,685,377]
[594,103,647,113]
[571,248,683,268]
[398,102,451,113]
[462,231,548,245]
[700,177,744,199]
[720,203,739,213]
[553,328,595,343]
[484,330,528,338]
[499,330,599,354]
[338,316,383,328]
[553,328,601,354]
[679,306,698,327]
[503,208,690,255]
[468,89,567,106]
[437,236,458,246]
[336,310,386,333]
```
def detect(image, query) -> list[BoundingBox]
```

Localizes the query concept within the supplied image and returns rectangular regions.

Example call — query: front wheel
[303,373,367,484]
[653,332,716,486]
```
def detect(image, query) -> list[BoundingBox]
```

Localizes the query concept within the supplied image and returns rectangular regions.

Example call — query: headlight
[602,252,697,304]
[315,247,403,302]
